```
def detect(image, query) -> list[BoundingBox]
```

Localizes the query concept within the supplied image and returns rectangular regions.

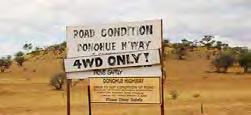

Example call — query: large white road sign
[66,20,162,58]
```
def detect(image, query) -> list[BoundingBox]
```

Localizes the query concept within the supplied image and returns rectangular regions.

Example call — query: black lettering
[98,25,153,37]
[84,30,89,37]
[113,28,119,37]
[116,55,126,65]
[126,54,134,64]
[121,42,127,50]
[83,44,88,51]
[73,30,78,38]
[138,41,145,50]
[105,43,111,51]
[82,58,94,68]
[121,27,127,36]
[108,28,114,37]
[90,29,95,37]
[132,53,141,63]
[131,42,138,50]
[101,29,106,37]
[73,29,95,38]
[73,59,82,69]
[94,44,99,51]
[112,42,116,50]
[131,27,135,35]
[146,25,153,35]
[95,57,103,67]
[108,56,116,66]
[77,44,82,52]
[139,26,145,35]
[145,41,151,49]
[79,30,84,38]
[143,53,149,62]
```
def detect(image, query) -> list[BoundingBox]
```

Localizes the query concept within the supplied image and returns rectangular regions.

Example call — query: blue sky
[0,0,250,56]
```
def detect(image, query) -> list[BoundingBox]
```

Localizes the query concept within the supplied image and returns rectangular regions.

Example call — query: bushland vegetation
[0,55,12,72]
[165,35,251,73]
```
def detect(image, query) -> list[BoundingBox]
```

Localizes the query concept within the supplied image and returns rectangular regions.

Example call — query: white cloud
[0,0,250,56]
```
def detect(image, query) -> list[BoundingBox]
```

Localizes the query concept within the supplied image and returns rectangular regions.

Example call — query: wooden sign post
[64,19,164,115]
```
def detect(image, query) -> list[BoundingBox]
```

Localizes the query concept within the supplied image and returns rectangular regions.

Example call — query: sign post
[65,19,164,115]
[88,85,92,115]
[66,79,71,115]
[160,19,165,115]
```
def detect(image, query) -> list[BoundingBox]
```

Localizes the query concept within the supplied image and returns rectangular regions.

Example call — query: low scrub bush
[50,72,66,90]
[239,52,251,73]
[0,56,12,72]
[170,90,178,100]
[212,53,236,73]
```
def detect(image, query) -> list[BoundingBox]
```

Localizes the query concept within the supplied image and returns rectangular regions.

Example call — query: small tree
[239,52,251,73]
[223,44,229,50]
[200,35,215,50]
[30,47,42,56]
[23,43,33,53]
[7,55,11,60]
[0,56,12,72]
[164,39,170,47]
[215,41,223,50]
[15,51,25,66]
[164,39,170,44]
[212,53,236,73]
[181,39,192,47]
[191,40,199,49]
[50,72,66,90]
[181,38,194,51]
[173,43,186,60]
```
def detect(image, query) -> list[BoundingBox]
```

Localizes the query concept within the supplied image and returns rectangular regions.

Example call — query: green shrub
[14,51,25,67]
[239,52,251,73]
[212,53,236,73]
[173,43,187,60]
[50,72,66,90]
[0,57,12,72]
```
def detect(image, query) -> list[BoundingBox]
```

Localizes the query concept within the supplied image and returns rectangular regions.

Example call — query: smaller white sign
[64,50,160,72]
[66,65,162,79]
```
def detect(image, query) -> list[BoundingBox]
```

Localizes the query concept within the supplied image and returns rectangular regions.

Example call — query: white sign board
[66,20,162,58]
[64,50,160,72]
[66,65,161,79]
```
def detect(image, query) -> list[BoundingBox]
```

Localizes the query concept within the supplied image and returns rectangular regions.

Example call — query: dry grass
[0,50,251,115]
